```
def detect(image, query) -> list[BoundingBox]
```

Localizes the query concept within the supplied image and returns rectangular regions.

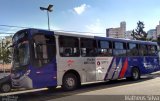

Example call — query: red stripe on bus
[119,58,128,78]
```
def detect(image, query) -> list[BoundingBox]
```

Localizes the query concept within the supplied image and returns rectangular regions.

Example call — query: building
[156,21,160,37]
[106,21,126,38]
[146,21,160,40]
[125,30,133,39]
[147,29,156,40]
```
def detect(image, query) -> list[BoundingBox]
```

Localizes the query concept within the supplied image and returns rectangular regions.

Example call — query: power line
[0,32,14,34]
[0,25,30,28]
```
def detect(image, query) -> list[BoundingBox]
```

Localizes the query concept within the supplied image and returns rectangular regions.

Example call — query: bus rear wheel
[62,73,78,91]
[131,68,140,80]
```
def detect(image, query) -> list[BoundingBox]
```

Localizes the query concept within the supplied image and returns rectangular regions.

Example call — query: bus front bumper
[12,75,33,89]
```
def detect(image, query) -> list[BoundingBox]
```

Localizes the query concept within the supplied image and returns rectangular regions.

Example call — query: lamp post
[40,4,53,31]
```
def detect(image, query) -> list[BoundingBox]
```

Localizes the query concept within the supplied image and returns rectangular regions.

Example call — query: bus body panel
[95,57,114,80]
[28,59,57,88]
[56,56,86,86]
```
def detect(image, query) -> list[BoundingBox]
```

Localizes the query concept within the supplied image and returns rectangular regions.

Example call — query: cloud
[74,4,90,15]
[85,19,105,36]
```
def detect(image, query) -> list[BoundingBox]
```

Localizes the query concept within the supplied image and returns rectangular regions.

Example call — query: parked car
[0,75,12,93]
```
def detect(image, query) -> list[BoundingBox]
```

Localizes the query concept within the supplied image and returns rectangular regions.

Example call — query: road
[1,72,160,101]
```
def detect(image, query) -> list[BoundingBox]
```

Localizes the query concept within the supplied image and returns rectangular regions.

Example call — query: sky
[0,0,160,36]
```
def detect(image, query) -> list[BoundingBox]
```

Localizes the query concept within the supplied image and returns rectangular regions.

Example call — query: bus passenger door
[82,57,96,82]
[80,38,97,82]
[31,34,57,88]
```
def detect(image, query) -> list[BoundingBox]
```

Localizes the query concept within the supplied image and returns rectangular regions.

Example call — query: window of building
[59,36,79,57]
[80,38,97,57]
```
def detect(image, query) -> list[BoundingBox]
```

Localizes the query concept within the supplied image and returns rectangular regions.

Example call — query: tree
[0,39,12,64]
[131,21,148,41]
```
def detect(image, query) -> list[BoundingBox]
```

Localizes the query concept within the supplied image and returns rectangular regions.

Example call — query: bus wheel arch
[62,69,81,91]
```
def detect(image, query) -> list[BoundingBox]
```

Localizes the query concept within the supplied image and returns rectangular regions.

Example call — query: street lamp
[40,4,53,30]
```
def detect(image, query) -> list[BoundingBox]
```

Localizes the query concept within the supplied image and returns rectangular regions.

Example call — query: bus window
[127,43,139,56]
[148,45,157,56]
[139,44,148,56]
[97,40,112,56]
[113,42,126,56]
[59,36,79,57]
[80,38,97,57]
[32,34,56,67]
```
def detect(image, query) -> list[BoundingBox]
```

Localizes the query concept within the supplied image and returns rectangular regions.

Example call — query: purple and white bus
[11,28,160,91]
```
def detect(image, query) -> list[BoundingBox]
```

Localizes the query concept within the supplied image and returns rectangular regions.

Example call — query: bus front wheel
[62,73,78,91]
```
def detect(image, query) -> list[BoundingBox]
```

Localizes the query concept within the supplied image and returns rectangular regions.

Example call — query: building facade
[106,21,126,38]
[156,21,160,37]
[147,29,156,40]
[125,30,133,39]
[146,21,160,40]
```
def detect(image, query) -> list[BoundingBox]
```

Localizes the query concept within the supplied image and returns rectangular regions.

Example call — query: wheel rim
[66,77,75,87]
[2,84,10,92]
[133,70,139,79]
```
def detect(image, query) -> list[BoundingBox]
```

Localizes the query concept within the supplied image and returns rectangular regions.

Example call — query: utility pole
[40,4,53,31]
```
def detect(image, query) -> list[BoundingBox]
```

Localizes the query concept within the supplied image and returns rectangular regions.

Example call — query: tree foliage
[0,39,11,64]
[131,21,148,41]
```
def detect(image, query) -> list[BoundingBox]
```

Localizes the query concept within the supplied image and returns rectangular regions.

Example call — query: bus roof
[54,31,95,38]
[94,36,157,45]
[14,28,157,45]
[54,30,157,45]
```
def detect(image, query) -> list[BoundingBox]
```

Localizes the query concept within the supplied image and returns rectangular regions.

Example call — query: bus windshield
[13,41,30,68]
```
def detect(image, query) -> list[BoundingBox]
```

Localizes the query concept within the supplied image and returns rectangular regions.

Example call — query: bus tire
[131,68,140,80]
[62,73,78,91]
[0,83,11,93]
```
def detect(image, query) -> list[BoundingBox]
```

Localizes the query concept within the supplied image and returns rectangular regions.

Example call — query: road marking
[0,88,48,96]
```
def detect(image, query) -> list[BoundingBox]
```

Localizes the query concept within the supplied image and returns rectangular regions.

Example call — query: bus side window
[148,45,157,56]
[80,38,97,57]
[59,36,80,57]
[139,44,148,56]
[127,43,139,56]
[97,40,112,56]
[113,42,126,56]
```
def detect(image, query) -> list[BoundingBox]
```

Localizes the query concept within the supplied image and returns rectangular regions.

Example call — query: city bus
[11,28,160,91]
